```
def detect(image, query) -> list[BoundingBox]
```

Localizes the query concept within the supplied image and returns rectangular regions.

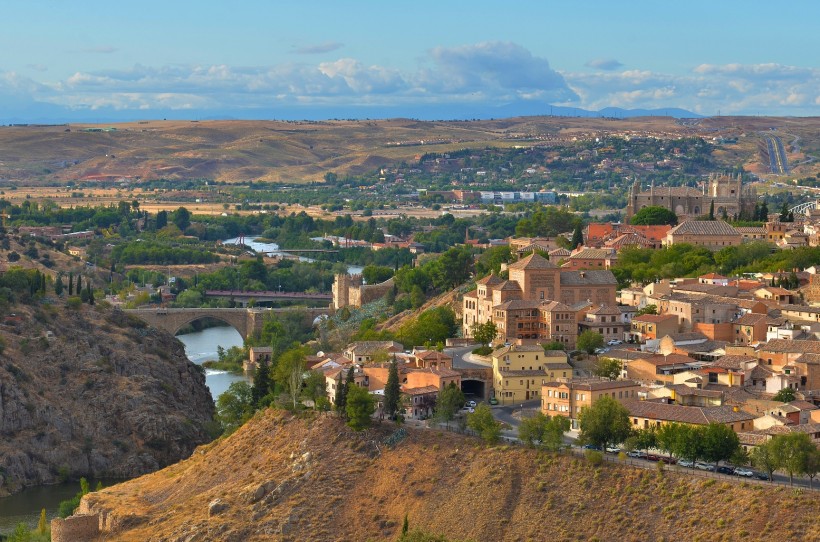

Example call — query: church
[625,173,756,220]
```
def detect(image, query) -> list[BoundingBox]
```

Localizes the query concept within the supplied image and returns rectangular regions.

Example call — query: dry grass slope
[82,411,820,542]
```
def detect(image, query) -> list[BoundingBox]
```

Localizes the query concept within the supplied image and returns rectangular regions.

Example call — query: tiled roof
[542,351,570,359]
[569,248,616,259]
[787,400,818,410]
[781,304,820,315]
[795,353,820,365]
[401,385,439,395]
[710,355,758,370]
[761,339,820,354]
[415,350,453,361]
[667,384,724,398]
[569,378,639,391]
[540,300,573,312]
[497,280,523,292]
[633,353,696,366]
[699,273,727,279]
[605,233,654,249]
[492,344,544,356]
[749,364,775,379]
[476,274,504,286]
[665,332,709,342]
[559,270,618,286]
[548,248,571,257]
[623,400,756,424]
[587,304,622,315]
[674,340,727,353]
[734,313,768,326]
[508,253,558,270]
[494,299,542,311]
[346,341,404,354]
[668,220,741,236]
[735,227,766,234]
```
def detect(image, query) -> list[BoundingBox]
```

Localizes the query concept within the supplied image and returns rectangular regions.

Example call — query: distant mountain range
[0,101,702,124]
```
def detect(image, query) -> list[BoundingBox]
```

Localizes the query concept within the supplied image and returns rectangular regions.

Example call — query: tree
[709,199,715,220]
[771,432,815,485]
[277,349,306,410]
[470,320,498,346]
[467,403,501,444]
[772,387,796,402]
[779,201,789,222]
[635,304,658,316]
[68,271,74,296]
[384,357,401,421]
[156,210,168,230]
[630,206,678,226]
[335,366,355,416]
[346,383,375,431]
[578,395,632,451]
[759,200,769,221]
[86,281,94,305]
[433,382,465,426]
[570,222,584,249]
[625,427,656,454]
[805,446,820,489]
[751,440,779,481]
[55,273,64,296]
[172,206,191,231]
[216,381,254,434]
[251,357,272,408]
[577,329,605,354]
[594,358,622,380]
[302,370,328,410]
[518,412,569,451]
[38,507,47,535]
[699,422,740,467]
[541,340,565,352]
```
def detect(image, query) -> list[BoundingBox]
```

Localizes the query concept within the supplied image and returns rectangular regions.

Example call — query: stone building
[462,253,617,345]
[626,173,755,220]
[332,274,394,309]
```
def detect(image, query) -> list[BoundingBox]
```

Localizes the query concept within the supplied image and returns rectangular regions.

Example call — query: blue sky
[1,1,818,121]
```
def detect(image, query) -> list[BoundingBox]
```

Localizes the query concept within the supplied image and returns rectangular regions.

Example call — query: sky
[1,0,818,122]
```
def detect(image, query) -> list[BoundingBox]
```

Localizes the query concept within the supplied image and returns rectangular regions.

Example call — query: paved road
[444,345,489,370]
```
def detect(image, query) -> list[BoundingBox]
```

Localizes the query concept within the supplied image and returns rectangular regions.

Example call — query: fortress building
[626,173,756,220]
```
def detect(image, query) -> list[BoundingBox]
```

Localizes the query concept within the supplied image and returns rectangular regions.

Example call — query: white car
[678,459,695,468]
[459,406,475,414]
[607,339,623,346]
[695,461,715,471]
[734,468,754,478]
[465,400,477,408]
[605,446,621,454]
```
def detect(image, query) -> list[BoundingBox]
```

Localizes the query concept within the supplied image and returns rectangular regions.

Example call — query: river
[222,235,364,275]
[0,326,246,535]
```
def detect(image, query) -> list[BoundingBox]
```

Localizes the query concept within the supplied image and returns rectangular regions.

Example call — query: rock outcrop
[0,304,215,496]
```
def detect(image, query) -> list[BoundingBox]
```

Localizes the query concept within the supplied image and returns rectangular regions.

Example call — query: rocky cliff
[78,411,820,542]
[0,304,215,496]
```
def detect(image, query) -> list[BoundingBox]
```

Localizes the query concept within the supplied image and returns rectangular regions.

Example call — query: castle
[626,173,756,220]
[332,274,395,310]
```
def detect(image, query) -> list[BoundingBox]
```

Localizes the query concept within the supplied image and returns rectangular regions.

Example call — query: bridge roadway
[124,306,331,340]
[204,289,332,306]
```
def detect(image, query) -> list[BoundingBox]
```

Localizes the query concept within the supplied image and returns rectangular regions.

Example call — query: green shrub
[585,450,604,466]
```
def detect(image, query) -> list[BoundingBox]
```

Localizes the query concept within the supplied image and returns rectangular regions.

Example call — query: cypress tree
[87,282,94,305]
[336,366,355,417]
[55,274,64,296]
[709,199,715,220]
[760,200,769,221]
[76,275,82,294]
[251,357,271,407]
[570,222,584,249]
[384,356,401,421]
[68,271,74,295]
[780,202,789,221]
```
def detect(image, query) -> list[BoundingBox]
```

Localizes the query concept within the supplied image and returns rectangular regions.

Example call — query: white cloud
[585,58,623,71]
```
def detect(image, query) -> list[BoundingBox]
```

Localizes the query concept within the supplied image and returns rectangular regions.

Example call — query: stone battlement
[51,514,100,542]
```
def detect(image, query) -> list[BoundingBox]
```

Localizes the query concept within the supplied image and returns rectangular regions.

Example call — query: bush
[585,450,604,466]
[471,346,493,356]
[66,296,82,310]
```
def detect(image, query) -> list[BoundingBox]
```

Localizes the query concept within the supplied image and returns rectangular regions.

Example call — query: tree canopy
[629,206,678,226]
[578,395,632,450]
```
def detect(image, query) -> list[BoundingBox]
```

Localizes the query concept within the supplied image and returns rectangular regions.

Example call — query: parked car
[459,406,475,414]
[734,468,754,478]
[582,444,602,451]
[488,397,499,405]
[678,459,695,468]
[716,465,736,475]
[658,456,677,465]
[695,462,715,471]
[607,339,623,346]
[627,450,647,459]
[755,471,772,481]
[465,400,477,408]
[594,347,610,355]
[605,446,621,454]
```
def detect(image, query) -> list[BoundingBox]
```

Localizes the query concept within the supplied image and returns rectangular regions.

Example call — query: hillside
[78,411,820,542]
[0,301,215,496]
[1,116,818,184]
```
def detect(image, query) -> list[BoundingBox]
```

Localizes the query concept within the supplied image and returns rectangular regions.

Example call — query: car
[594,347,610,355]
[678,459,695,468]
[755,471,772,481]
[695,462,715,471]
[716,465,735,475]
[488,397,499,405]
[465,400,477,408]
[659,456,677,465]
[734,468,754,478]
[605,446,621,454]
[607,339,623,346]
[459,406,475,414]
[627,450,647,459]
[582,444,602,451]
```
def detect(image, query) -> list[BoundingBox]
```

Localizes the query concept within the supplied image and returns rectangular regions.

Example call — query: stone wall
[51,514,100,542]
[332,274,394,309]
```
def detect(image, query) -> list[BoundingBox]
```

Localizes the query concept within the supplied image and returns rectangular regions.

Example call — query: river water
[0,326,246,535]
[222,235,364,275]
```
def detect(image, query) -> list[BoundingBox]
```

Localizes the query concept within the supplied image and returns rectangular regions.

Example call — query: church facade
[626,173,755,220]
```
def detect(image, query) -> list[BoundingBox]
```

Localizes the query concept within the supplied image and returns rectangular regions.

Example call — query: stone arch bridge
[124,307,332,340]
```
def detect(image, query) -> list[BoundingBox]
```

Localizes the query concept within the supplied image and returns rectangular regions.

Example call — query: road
[444,345,490,370]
